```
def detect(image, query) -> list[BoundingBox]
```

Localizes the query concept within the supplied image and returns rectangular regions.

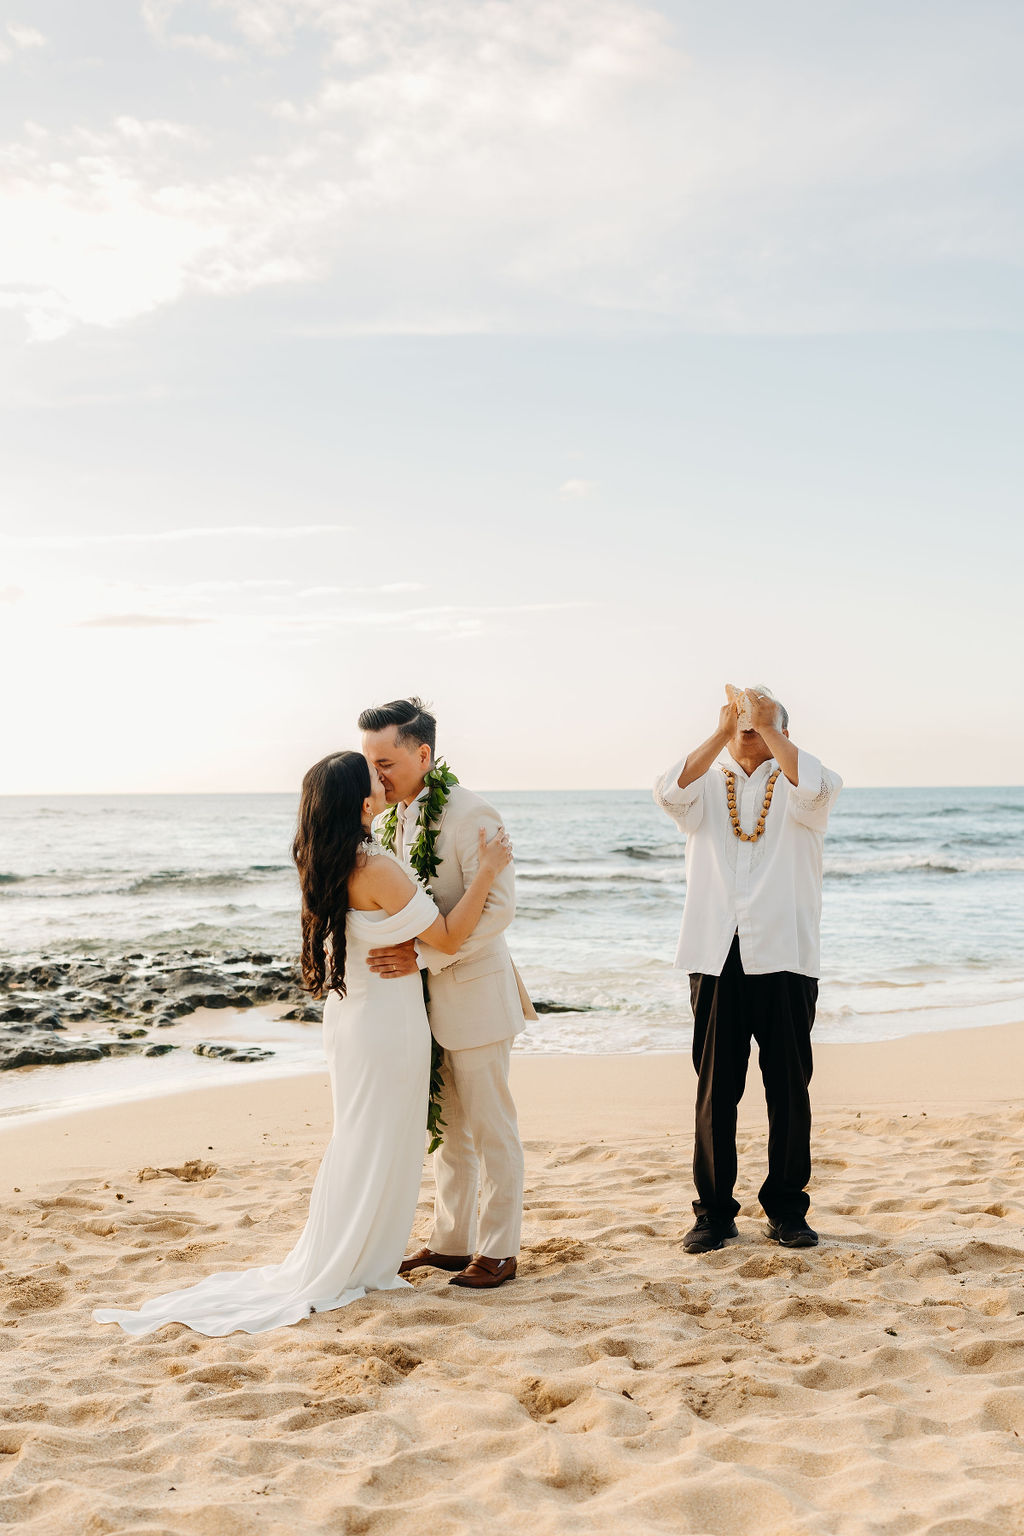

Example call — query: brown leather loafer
[449,1255,517,1289]
[398,1247,472,1276]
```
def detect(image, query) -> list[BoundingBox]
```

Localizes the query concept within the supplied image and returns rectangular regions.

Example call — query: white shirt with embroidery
[654,749,842,979]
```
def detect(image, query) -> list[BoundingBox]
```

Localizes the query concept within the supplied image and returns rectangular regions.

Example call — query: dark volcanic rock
[280,1004,323,1023]
[248,983,279,1003]
[25,966,61,989]
[0,1024,184,1070]
[532,999,592,1014]
[167,968,228,991]
[90,1037,148,1057]
[0,945,302,1072]
[0,1033,105,1069]
[192,1042,274,1063]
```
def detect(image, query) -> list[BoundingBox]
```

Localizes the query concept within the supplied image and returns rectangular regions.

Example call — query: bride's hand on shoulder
[478,825,513,878]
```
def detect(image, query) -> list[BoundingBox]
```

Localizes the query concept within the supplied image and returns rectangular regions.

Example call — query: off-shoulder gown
[93,874,436,1336]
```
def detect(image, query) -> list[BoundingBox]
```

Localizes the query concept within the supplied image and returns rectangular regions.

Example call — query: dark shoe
[398,1247,472,1276]
[683,1215,738,1254]
[765,1217,818,1248]
[449,1255,517,1289]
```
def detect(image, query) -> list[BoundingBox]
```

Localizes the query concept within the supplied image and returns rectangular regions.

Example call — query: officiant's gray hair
[357,696,437,756]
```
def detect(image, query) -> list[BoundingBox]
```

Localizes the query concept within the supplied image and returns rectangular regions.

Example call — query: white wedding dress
[93,859,435,1337]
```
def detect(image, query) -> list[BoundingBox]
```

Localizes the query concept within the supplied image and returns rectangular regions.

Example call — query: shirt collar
[721,751,777,782]
[398,787,428,822]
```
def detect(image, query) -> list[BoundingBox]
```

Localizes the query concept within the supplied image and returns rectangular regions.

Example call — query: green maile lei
[378,759,459,1154]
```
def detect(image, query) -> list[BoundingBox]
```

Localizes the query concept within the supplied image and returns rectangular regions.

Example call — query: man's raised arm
[747,692,800,785]
[675,700,739,790]
[654,698,738,834]
[747,693,842,828]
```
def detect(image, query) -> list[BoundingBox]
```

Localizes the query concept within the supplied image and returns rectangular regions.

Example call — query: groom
[359,696,534,1290]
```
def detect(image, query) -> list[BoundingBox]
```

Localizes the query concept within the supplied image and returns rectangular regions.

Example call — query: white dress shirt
[654,749,842,979]
[396,789,427,862]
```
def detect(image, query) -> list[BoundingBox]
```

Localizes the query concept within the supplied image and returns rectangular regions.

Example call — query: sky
[1,0,1022,793]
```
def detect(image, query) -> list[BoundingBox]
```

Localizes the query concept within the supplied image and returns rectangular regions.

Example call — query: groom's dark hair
[357,696,437,755]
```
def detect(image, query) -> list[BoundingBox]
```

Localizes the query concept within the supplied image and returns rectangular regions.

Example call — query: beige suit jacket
[377,784,536,1052]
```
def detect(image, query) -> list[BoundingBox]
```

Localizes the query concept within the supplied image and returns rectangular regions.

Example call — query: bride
[93,750,512,1337]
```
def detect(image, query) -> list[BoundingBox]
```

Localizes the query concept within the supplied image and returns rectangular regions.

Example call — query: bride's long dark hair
[292,751,372,998]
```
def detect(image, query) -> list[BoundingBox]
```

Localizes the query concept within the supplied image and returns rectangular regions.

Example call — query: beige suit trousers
[429,1037,524,1260]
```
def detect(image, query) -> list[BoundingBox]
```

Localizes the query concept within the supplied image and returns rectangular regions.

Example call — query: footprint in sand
[314,1343,422,1395]
[766,1294,852,1322]
[138,1217,202,1238]
[279,1397,366,1431]
[587,1335,635,1359]
[185,1387,306,1420]
[2,1276,66,1313]
[73,1219,119,1238]
[683,1375,779,1421]
[517,1374,583,1420]
[164,1242,224,1261]
[34,1195,104,1213]
[952,1339,1024,1373]
[527,1236,588,1265]
[735,1253,809,1280]
[181,1363,269,1389]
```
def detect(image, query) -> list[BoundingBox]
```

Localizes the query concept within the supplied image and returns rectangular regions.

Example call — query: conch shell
[726,683,776,731]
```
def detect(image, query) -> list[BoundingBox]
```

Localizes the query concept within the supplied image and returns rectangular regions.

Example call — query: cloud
[111,116,199,147]
[140,4,238,60]
[165,578,294,595]
[171,32,238,60]
[558,479,598,500]
[295,581,427,598]
[2,3,1022,339]
[76,613,213,628]
[278,599,589,639]
[0,525,352,550]
[0,0,683,337]
[63,594,584,639]
[5,23,46,53]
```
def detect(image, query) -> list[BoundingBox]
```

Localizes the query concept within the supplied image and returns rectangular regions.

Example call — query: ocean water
[2,787,1023,1101]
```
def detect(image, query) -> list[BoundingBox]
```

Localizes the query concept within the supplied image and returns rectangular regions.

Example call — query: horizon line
[1,784,1023,799]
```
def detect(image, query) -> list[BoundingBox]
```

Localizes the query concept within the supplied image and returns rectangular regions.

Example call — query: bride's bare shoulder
[348,842,381,898]
[355,840,397,872]
[350,845,414,899]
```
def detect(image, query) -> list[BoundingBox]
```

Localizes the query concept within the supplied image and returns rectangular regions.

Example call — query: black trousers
[689,934,817,1223]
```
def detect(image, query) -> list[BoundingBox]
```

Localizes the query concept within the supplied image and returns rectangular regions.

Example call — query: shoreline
[3,1016,1022,1190]
[4,990,1024,1133]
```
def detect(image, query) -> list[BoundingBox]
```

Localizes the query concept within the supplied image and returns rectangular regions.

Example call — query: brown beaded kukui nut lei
[722,767,782,842]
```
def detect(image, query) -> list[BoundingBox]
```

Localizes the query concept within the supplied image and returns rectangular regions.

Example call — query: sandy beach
[3,1023,1024,1535]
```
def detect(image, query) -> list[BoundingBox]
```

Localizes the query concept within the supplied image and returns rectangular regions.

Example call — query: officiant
[655,688,842,1254]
